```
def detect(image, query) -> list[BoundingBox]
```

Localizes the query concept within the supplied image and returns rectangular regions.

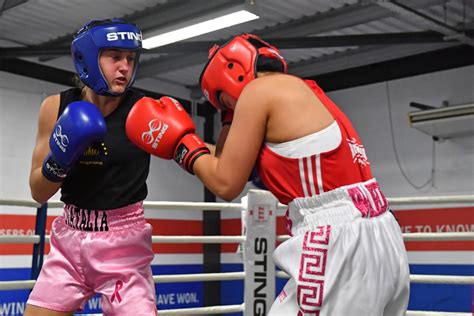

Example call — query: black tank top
[58,88,150,210]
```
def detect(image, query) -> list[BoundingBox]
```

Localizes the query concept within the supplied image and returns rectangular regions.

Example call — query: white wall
[1,65,473,203]
[0,73,67,201]
[327,65,474,198]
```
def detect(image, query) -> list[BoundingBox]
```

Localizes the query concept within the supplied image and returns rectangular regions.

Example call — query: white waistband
[288,179,389,235]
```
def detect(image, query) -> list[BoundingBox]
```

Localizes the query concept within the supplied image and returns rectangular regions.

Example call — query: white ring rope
[154,272,244,283]
[409,274,474,285]
[145,201,243,211]
[406,312,472,316]
[0,199,41,208]
[0,280,35,290]
[387,195,474,205]
[275,270,474,284]
[82,304,245,316]
[0,272,248,290]
[277,232,474,242]
[156,304,244,315]
[1,194,473,210]
[83,308,471,316]
[151,236,246,243]
[2,270,472,291]
[2,231,473,244]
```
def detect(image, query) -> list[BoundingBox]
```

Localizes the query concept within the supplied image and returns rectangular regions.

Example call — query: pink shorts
[27,202,157,315]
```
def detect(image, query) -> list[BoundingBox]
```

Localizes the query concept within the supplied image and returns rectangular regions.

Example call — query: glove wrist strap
[42,154,66,182]
[174,134,210,174]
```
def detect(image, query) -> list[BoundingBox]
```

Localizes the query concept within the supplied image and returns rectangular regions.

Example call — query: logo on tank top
[347,138,369,166]
[79,142,108,166]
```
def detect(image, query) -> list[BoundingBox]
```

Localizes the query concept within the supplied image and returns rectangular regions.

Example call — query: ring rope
[154,272,245,283]
[83,308,471,316]
[2,231,473,244]
[277,232,474,242]
[409,274,474,285]
[155,304,244,315]
[0,272,247,290]
[386,195,474,205]
[2,271,472,291]
[151,236,246,243]
[401,232,474,241]
[0,280,35,290]
[275,271,474,284]
[82,304,245,316]
[406,312,472,316]
[1,194,472,210]
[406,311,472,316]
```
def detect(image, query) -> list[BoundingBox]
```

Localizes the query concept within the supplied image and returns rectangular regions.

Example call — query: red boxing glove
[126,96,209,173]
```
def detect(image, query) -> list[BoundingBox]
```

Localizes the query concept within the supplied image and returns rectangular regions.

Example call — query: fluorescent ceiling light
[142,10,259,49]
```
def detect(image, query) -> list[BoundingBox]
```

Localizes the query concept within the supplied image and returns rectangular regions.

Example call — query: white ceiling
[0,0,473,101]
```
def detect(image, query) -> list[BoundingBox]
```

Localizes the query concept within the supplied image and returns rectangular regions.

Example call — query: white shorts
[269,180,410,316]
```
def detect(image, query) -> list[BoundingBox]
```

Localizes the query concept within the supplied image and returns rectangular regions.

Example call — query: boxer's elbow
[30,189,49,205]
[213,180,244,202]
[31,195,48,205]
[194,155,244,201]
[29,172,59,205]
[217,189,239,202]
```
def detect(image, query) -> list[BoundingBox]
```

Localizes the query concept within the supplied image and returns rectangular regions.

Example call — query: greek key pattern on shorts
[297,225,331,315]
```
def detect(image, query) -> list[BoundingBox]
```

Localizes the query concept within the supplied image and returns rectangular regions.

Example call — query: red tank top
[256,80,373,205]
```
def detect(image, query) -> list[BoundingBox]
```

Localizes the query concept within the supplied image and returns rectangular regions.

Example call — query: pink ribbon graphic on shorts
[111,280,123,303]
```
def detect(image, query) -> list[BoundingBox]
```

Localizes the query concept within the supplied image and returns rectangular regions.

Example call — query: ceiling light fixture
[142,4,259,49]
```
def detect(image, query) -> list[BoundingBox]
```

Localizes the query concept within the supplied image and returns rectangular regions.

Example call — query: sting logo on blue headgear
[71,19,142,96]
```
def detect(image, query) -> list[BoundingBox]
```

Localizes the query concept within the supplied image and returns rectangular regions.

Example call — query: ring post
[31,203,47,280]
[243,189,278,315]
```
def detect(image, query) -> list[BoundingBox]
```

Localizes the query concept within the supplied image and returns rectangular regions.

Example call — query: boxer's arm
[206,143,216,156]
[215,124,230,157]
[193,80,268,201]
[29,95,62,204]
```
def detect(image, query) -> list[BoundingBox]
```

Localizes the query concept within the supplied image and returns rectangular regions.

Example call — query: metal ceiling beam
[289,42,458,78]
[33,0,239,61]
[136,0,449,77]
[3,32,467,59]
[375,0,474,46]
[0,0,27,15]
[310,45,474,92]
[256,0,448,37]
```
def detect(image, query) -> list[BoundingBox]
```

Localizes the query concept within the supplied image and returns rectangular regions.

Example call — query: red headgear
[199,34,287,110]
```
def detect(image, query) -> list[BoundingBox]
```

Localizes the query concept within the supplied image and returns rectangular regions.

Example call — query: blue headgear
[71,19,142,96]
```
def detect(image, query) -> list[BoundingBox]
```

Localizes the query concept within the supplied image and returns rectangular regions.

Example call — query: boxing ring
[0,191,473,315]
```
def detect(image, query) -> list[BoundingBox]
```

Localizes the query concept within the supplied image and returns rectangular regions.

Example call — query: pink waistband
[287,179,389,235]
[62,201,145,232]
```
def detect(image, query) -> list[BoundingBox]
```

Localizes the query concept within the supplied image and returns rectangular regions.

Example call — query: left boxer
[42,101,107,182]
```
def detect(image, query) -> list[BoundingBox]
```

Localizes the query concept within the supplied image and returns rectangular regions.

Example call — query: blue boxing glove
[42,101,107,182]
